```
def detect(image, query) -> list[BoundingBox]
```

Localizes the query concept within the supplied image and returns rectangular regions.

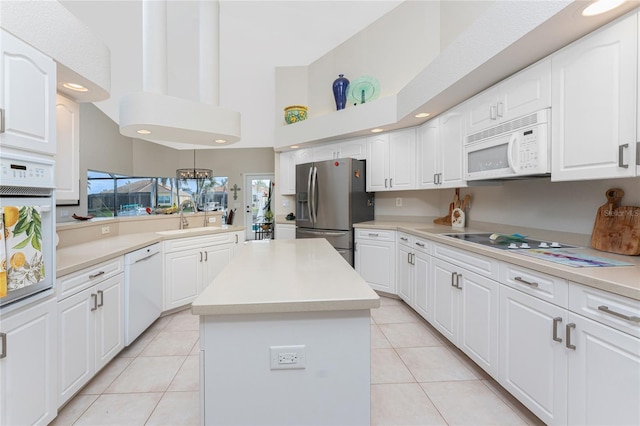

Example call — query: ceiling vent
[119,0,240,146]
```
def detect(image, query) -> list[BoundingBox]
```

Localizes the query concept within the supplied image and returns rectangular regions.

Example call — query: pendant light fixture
[176,150,213,180]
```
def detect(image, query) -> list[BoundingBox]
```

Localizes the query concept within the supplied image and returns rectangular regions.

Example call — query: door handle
[204,251,208,262]
[199,251,203,262]
[0,108,5,133]
[490,104,497,120]
[389,178,393,188]
[497,101,504,118]
[552,317,563,342]
[97,290,104,307]
[91,293,98,311]
[0,332,6,359]
[235,234,238,244]
[451,272,457,287]
[618,144,629,168]
[456,273,462,289]
[384,178,388,188]
[566,323,576,350]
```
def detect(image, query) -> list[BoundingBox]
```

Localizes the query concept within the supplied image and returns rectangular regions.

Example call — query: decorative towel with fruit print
[2,206,45,293]
[0,216,5,298]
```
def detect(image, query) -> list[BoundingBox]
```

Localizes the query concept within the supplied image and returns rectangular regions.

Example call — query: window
[87,171,228,217]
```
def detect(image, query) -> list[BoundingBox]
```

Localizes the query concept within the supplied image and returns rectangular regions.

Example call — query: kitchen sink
[156,226,222,236]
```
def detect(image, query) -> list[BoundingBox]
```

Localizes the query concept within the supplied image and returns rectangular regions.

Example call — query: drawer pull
[400,237,408,242]
[91,293,98,312]
[598,305,640,323]
[97,290,104,307]
[415,242,425,248]
[552,317,563,343]
[566,323,576,350]
[514,276,538,288]
[368,233,379,237]
[89,271,105,279]
[618,144,629,168]
[0,332,6,359]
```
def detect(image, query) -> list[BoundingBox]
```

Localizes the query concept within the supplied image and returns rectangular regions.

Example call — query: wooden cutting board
[590,188,640,255]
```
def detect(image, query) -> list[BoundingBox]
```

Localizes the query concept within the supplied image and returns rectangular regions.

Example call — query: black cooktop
[442,232,577,250]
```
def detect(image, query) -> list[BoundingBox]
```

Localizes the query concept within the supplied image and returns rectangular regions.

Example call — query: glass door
[244,174,274,241]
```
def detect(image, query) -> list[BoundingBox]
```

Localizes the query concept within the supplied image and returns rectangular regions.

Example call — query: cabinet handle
[456,273,462,289]
[235,234,238,244]
[91,293,98,311]
[497,101,504,118]
[411,253,416,265]
[204,251,208,262]
[598,305,640,323]
[0,108,4,133]
[354,242,357,252]
[565,323,576,350]
[618,144,629,168]
[433,173,437,184]
[451,272,457,287]
[490,104,497,120]
[89,271,105,279]
[0,332,6,359]
[400,236,408,242]
[384,178,388,188]
[407,252,412,265]
[415,242,425,248]
[390,178,393,188]
[552,317,563,343]
[637,142,639,166]
[368,233,379,237]
[97,290,104,307]
[199,252,203,262]
[514,276,538,288]
[439,173,443,184]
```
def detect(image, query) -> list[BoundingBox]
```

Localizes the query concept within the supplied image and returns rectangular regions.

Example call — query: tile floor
[52,296,544,426]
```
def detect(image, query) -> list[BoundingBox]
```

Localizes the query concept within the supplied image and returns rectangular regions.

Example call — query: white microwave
[464,109,551,180]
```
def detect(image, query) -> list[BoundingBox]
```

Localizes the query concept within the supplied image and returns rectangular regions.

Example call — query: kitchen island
[191,238,379,426]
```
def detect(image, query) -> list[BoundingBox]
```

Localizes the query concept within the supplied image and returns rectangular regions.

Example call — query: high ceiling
[60,0,404,150]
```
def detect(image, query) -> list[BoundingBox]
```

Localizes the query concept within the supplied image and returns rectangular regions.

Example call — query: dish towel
[0,213,5,298]
[2,206,45,294]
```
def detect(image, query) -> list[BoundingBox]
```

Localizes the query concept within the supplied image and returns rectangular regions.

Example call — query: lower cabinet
[0,296,58,426]
[396,233,431,320]
[57,273,124,407]
[354,229,396,294]
[163,233,236,311]
[275,223,296,240]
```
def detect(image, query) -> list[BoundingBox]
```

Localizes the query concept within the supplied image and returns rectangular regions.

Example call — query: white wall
[374,177,640,235]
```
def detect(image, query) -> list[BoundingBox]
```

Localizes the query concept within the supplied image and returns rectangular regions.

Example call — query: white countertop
[355,219,640,301]
[191,239,380,315]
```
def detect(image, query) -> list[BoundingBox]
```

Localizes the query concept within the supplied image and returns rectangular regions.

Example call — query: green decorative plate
[347,76,380,105]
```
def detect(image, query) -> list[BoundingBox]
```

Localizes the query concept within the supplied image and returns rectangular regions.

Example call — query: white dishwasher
[124,243,162,346]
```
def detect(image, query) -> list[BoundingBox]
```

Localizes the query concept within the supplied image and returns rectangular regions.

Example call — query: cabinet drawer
[412,236,431,255]
[164,233,235,253]
[500,263,568,308]
[355,228,395,242]
[398,232,411,247]
[569,283,640,338]
[433,243,499,278]
[57,257,124,301]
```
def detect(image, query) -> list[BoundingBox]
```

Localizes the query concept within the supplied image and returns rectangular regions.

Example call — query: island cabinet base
[198,309,371,426]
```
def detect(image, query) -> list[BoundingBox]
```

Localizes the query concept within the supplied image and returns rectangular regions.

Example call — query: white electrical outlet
[101,226,110,235]
[270,345,306,370]
[60,210,69,218]
[396,197,403,207]
[208,217,216,223]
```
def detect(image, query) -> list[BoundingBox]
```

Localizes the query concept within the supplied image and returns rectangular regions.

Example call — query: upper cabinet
[466,58,551,137]
[551,11,638,181]
[417,105,467,189]
[55,94,80,204]
[366,128,416,192]
[0,30,57,156]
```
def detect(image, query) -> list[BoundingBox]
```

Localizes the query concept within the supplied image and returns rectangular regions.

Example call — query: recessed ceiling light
[62,82,88,92]
[582,0,625,16]
[136,129,152,135]
[371,128,384,133]
[414,112,430,118]
[290,145,300,149]
[214,139,227,144]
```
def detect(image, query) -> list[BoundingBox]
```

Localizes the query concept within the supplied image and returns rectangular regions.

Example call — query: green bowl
[284,105,308,124]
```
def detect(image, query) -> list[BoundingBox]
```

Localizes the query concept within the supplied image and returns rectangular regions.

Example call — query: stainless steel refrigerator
[296,158,374,266]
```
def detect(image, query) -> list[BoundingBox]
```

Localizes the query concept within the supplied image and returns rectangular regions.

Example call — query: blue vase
[332,74,349,110]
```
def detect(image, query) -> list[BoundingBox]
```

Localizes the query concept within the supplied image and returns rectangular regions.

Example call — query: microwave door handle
[507,132,520,174]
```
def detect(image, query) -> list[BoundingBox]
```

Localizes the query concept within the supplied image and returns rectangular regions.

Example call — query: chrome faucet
[179,199,196,229]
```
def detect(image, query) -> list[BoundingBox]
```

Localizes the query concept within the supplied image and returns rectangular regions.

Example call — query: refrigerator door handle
[307,166,313,224]
[311,166,318,224]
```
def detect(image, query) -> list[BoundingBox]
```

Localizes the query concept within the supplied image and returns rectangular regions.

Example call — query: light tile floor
[52,296,544,426]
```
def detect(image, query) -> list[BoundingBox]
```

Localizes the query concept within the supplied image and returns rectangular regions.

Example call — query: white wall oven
[0,152,55,307]
[464,109,551,180]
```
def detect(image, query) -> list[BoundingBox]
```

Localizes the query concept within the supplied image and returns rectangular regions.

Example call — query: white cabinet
[431,244,500,377]
[417,106,466,189]
[396,233,431,320]
[163,233,235,311]
[551,12,637,181]
[354,229,396,294]
[0,30,57,156]
[55,94,80,204]
[57,260,125,407]
[278,151,297,195]
[366,129,416,192]
[275,223,296,240]
[312,143,340,161]
[0,297,58,426]
[312,138,367,162]
[466,58,551,136]
[499,284,568,425]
